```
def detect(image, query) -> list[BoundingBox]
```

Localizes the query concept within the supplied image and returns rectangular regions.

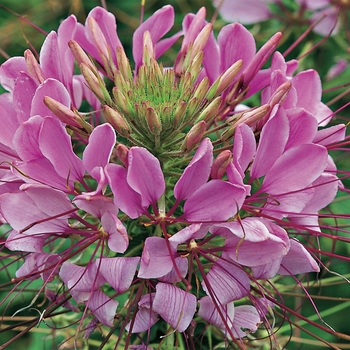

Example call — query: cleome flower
[0,3,349,350]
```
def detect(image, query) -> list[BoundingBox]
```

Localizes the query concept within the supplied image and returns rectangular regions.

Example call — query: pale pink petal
[198,296,234,329]
[174,138,213,201]
[87,289,119,327]
[95,257,139,293]
[127,147,165,206]
[126,293,159,333]
[183,180,246,222]
[215,0,271,24]
[202,259,250,303]
[231,305,261,338]
[101,211,129,253]
[0,56,27,92]
[261,144,328,195]
[83,123,116,175]
[138,237,174,279]
[153,283,197,332]
[278,239,320,275]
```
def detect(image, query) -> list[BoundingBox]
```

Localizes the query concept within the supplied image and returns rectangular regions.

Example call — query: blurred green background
[0,0,349,349]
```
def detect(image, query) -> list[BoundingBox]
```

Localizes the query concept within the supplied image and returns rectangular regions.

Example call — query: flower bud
[242,32,282,87]
[24,49,44,84]
[268,81,292,108]
[206,60,243,100]
[80,63,111,104]
[43,96,83,129]
[195,96,222,123]
[68,40,93,68]
[115,144,129,168]
[211,150,232,179]
[103,105,131,137]
[146,107,162,135]
[182,120,207,152]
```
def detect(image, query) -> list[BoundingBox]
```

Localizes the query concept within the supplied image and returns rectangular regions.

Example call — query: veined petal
[133,5,175,69]
[198,296,234,329]
[202,259,250,304]
[83,123,116,175]
[261,144,328,195]
[106,164,144,219]
[153,283,196,332]
[174,138,213,201]
[251,107,289,180]
[95,257,139,293]
[278,239,319,275]
[183,180,245,222]
[138,237,174,279]
[127,147,165,207]
[101,211,129,253]
[87,289,119,327]
[231,305,261,338]
[39,117,85,181]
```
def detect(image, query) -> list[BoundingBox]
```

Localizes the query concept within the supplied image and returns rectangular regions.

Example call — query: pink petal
[106,164,144,219]
[153,283,197,332]
[233,123,256,177]
[251,107,289,180]
[198,296,234,329]
[218,23,256,73]
[261,144,328,195]
[183,180,246,222]
[215,0,271,24]
[101,211,129,253]
[5,230,46,252]
[74,194,117,218]
[87,289,119,327]
[83,123,116,175]
[0,56,27,92]
[174,138,213,201]
[60,261,105,291]
[95,257,139,293]
[231,305,261,338]
[133,5,175,69]
[30,78,71,119]
[202,259,250,303]
[126,293,159,333]
[0,94,19,148]
[138,237,174,279]
[278,239,320,275]
[39,117,85,181]
[127,147,165,207]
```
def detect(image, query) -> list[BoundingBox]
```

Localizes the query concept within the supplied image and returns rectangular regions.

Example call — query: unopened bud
[192,23,213,59]
[115,144,129,167]
[81,63,110,103]
[242,32,282,87]
[112,87,131,115]
[116,46,132,81]
[182,120,207,151]
[103,105,130,137]
[24,50,44,84]
[142,31,155,66]
[268,81,292,108]
[207,60,243,100]
[146,106,162,135]
[173,101,188,127]
[233,104,271,129]
[43,96,82,129]
[68,40,93,68]
[211,150,232,179]
[195,96,222,123]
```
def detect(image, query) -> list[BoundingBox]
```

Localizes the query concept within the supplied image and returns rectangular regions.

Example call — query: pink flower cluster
[0,4,347,348]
